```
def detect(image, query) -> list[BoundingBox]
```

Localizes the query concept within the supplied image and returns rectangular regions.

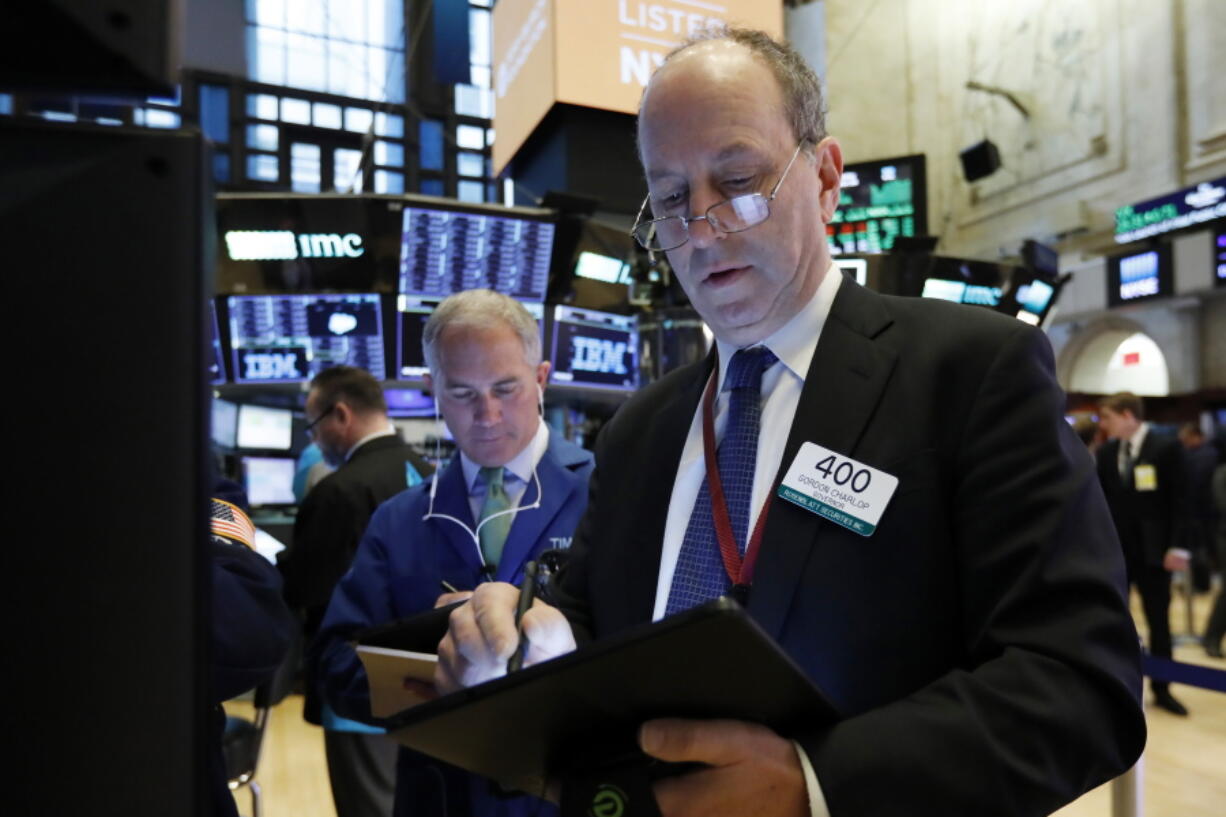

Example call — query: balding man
[439,28,1144,817]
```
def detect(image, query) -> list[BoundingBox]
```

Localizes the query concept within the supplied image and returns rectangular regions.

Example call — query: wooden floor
[227,591,1226,817]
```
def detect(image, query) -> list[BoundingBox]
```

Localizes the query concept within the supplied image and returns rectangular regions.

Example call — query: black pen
[506,560,539,673]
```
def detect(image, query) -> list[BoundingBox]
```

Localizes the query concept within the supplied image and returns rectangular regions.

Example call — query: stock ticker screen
[228,294,386,383]
[398,204,555,301]
[549,306,638,392]
[828,154,927,254]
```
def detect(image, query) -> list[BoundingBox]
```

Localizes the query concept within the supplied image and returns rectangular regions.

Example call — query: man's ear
[813,136,843,224]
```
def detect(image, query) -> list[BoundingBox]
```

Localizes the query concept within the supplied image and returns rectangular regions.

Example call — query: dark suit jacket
[554,276,1145,817]
[1096,430,1185,567]
[278,432,433,722]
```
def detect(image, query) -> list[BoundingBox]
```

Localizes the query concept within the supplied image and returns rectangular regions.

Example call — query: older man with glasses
[439,26,1144,817]
[278,364,433,817]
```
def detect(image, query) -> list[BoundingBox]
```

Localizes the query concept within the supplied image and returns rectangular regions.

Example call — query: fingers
[434,590,474,608]
[434,582,521,693]
[639,718,787,767]
[521,604,577,667]
[401,678,439,702]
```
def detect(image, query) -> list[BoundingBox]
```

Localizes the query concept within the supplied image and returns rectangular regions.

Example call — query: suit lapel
[427,457,484,572]
[750,281,898,641]
[495,436,584,582]
[622,358,714,626]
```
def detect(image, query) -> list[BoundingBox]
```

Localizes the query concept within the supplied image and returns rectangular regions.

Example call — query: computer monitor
[211,399,238,449]
[829,154,928,254]
[227,293,386,383]
[398,201,556,302]
[236,404,293,450]
[574,251,630,284]
[1107,245,1173,307]
[396,296,544,381]
[1214,222,1225,287]
[241,456,297,506]
[548,305,639,392]
[385,388,437,417]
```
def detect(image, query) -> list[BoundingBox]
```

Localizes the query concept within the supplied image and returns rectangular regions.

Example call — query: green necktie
[478,466,512,569]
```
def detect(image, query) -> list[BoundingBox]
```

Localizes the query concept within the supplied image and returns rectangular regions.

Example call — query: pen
[506,560,539,673]
[439,579,459,594]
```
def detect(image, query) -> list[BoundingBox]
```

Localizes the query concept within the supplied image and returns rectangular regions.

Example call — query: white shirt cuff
[791,740,831,817]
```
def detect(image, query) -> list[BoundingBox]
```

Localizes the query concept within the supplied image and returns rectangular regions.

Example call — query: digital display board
[228,293,386,383]
[1107,245,1173,307]
[241,456,297,506]
[574,251,629,284]
[829,154,927,254]
[1215,222,1226,287]
[920,278,1003,307]
[209,301,226,384]
[1114,177,1226,243]
[398,203,555,302]
[549,305,638,391]
[211,399,238,449]
[236,404,293,451]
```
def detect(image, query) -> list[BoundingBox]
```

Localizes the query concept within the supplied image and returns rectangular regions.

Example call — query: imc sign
[491,0,782,174]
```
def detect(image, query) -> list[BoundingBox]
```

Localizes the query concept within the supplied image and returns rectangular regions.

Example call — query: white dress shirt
[652,265,843,817]
[461,419,551,525]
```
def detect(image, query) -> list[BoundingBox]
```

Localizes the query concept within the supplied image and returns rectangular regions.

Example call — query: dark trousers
[1205,535,1226,646]
[324,730,398,817]
[1128,561,1175,692]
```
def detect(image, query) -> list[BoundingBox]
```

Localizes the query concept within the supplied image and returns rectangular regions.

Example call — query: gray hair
[647,25,827,150]
[422,289,542,378]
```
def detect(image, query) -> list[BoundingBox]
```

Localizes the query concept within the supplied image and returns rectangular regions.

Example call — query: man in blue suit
[314,289,595,817]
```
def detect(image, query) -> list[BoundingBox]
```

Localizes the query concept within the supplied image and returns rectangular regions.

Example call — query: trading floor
[227,593,1226,817]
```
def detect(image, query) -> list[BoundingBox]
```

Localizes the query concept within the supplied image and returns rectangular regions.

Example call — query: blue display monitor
[211,399,238,449]
[1107,245,1172,307]
[398,201,555,302]
[241,456,297,506]
[574,251,629,284]
[396,296,544,381]
[236,404,293,451]
[385,388,436,417]
[227,293,386,383]
[1215,222,1226,287]
[549,306,638,392]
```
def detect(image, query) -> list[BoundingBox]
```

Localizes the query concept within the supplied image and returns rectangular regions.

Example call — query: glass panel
[374,140,404,167]
[290,142,322,192]
[248,0,286,27]
[420,178,445,197]
[199,84,230,144]
[328,0,364,41]
[457,151,483,178]
[251,26,287,86]
[345,106,374,133]
[455,84,491,118]
[458,180,484,203]
[313,101,342,129]
[375,170,404,194]
[330,40,366,99]
[246,124,279,151]
[280,97,311,124]
[470,0,493,7]
[145,109,181,128]
[420,120,444,170]
[372,0,404,49]
[381,47,406,104]
[286,32,326,92]
[469,7,491,66]
[247,153,279,182]
[0,94,11,115]
[456,124,484,150]
[470,65,491,90]
[286,0,325,35]
[376,112,404,138]
[213,151,232,183]
[247,93,279,120]
[334,148,364,192]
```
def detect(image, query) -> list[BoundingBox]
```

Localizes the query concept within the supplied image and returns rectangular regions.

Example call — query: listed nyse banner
[492,0,782,174]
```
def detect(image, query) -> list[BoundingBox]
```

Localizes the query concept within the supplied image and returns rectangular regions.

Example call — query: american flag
[211,497,256,548]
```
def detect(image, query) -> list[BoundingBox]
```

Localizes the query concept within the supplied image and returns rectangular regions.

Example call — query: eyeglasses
[630,141,808,252]
[303,404,336,438]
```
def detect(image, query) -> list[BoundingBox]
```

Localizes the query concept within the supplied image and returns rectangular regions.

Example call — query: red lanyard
[700,361,774,594]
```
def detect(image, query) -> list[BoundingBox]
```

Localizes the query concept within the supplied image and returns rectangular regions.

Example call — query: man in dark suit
[1097,392,1191,715]
[278,365,433,817]
[438,28,1145,817]
[314,289,594,817]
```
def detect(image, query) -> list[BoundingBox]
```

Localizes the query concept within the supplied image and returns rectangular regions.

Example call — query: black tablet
[384,597,840,795]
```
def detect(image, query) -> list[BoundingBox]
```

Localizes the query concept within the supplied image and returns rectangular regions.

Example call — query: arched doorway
[1067,326,1171,396]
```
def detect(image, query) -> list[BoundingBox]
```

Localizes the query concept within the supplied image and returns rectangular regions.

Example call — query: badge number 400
[814,454,872,493]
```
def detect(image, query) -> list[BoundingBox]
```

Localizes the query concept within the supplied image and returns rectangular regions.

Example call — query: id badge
[1133,464,1158,491]
[778,442,899,536]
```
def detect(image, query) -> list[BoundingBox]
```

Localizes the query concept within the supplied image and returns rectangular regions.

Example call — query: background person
[437,27,1144,817]
[314,290,594,817]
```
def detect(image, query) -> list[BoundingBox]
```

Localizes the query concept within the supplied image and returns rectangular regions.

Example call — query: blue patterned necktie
[666,346,777,615]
